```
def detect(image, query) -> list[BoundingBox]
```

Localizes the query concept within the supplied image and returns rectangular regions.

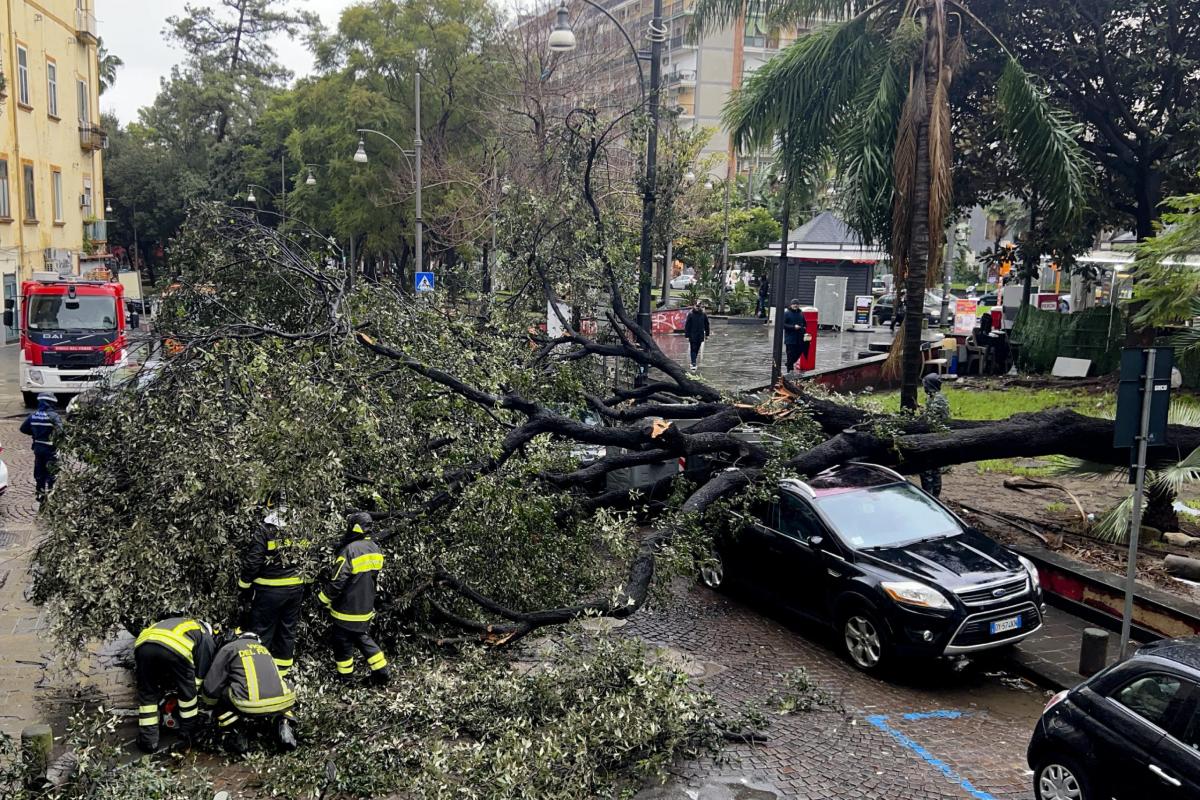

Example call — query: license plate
[990,615,1022,635]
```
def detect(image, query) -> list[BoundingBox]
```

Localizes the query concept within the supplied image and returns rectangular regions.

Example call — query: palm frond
[1168,398,1200,428]
[1043,455,1128,483]
[995,58,1091,229]
[836,54,906,244]
[692,0,893,38]
[1092,493,1134,544]
[1151,445,1200,497]
[925,11,953,285]
[889,62,922,273]
[722,15,879,157]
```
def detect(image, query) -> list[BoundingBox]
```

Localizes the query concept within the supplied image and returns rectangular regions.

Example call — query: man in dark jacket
[756,276,770,319]
[237,507,309,676]
[20,392,63,500]
[318,513,390,685]
[201,630,296,754]
[133,616,216,753]
[782,299,810,373]
[683,303,710,371]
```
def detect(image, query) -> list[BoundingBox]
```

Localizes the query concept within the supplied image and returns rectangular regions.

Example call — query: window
[813,482,961,550]
[82,176,92,211]
[0,159,10,219]
[50,169,63,222]
[76,80,88,123]
[27,295,117,332]
[16,46,29,107]
[1112,673,1184,729]
[778,495,822,542]
[21,162,35,221]
[46,60,58,117]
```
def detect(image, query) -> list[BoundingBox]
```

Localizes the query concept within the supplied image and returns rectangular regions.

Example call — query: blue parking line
[866,714,995,800]
[901,710,964,721]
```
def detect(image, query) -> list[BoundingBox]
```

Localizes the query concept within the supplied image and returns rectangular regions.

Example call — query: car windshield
[813,482,961,550]
[27,295,117,331]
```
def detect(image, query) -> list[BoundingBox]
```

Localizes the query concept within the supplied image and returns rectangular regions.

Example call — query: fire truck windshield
[27,295,118,331]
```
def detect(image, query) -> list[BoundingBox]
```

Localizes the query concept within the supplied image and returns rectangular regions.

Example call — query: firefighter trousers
[249,585,304,675]
[33,450,57,495]
[329,623,388,676]
[133,642,199,751]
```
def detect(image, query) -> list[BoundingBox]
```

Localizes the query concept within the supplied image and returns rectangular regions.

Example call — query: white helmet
[263,506,288,528]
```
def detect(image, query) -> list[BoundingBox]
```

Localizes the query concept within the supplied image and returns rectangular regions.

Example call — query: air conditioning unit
[79,193,91,208]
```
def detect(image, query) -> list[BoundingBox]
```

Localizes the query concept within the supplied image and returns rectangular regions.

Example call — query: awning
[732,245,888,261]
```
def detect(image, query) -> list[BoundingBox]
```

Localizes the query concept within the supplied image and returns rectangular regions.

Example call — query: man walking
[684,302,710,372]
[318,512,391,685]
[133,615,216,753]
[237,507,309,677]
[20,392,63,501]
[756,275,771,319]
[782,299,810,373]
[921,373,951,497]
[890,290,907,333]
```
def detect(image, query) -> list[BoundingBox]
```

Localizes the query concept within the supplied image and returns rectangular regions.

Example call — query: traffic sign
[415,272,435,293]
[1114,347,1173,450]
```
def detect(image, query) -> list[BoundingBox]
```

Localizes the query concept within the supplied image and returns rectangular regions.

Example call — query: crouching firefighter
[238,507,310,676]
[201,629,297,754]
[132,616,216,753]
[318,512,391,685]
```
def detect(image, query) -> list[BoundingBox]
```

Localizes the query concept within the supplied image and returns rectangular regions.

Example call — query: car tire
[1033,755,1093,800]
[839,604,891,673]
[699,549,726,591]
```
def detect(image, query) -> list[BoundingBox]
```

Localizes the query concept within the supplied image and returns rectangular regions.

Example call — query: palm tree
[97,39,123,96]
[694,0,1091,409]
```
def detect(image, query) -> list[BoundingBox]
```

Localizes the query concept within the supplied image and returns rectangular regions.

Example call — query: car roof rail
[846,461,906,482]
[779,477,815,496]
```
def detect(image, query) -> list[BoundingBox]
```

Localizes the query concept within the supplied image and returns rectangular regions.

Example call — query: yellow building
[0,0,104,333]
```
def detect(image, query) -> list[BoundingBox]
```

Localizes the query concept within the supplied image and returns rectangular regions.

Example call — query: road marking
[901,710,964,721]
[866,714,995,800]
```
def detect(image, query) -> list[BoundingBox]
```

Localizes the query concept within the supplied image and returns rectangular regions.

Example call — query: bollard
[20,723,53,789]
[1079,628,1110,677]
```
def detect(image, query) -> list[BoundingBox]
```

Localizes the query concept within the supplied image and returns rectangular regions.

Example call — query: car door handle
[1149,764,1182,787]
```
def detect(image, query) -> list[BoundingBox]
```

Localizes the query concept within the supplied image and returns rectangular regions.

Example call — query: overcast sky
[100,0,353,123]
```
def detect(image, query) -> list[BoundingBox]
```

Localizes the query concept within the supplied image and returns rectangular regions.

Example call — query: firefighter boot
[223,729,251,756]
[370,666,392,687]
[136,725,160,754]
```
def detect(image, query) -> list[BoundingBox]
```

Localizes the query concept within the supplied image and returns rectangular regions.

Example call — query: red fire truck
[3,272,134,407]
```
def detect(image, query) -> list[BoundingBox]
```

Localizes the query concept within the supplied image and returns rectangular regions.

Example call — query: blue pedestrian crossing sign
[415,272,435,293]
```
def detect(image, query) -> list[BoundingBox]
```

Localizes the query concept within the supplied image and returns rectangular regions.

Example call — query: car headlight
[1018,555,1041,591]
[28,370,43,385]
[881,580,952,610]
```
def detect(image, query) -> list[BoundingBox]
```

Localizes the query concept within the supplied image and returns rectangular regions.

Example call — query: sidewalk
[1011,602,1140,690]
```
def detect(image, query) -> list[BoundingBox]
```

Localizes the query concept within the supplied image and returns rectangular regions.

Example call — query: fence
[1012,305,1126,376]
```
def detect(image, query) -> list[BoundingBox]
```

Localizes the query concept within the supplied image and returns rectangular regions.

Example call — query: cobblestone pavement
[625,581,1048,800]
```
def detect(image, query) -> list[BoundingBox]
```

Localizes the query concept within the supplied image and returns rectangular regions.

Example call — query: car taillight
[1043,689,1068,714]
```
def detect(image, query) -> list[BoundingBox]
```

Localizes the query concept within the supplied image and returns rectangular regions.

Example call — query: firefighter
[201,629,297,754]
[318,512,391,685]
[132,616,216,753]
[237,508,309,676]
[19,392,64,501]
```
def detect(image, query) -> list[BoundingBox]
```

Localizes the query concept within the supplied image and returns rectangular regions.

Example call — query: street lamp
[354,72,424,276]
[550,0,666,348]
[246,187,258,204]
[306,169,317,186]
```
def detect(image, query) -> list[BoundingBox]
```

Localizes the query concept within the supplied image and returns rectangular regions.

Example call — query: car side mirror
[129,312,140,330]
[2,310,11,328]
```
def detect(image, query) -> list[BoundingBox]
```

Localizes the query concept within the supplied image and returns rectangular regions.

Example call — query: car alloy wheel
[699,551,724,589]
[844,614,883,669]
[1036,763,1083,800]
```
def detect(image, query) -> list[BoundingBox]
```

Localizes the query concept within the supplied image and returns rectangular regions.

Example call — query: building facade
[0,0,105,337]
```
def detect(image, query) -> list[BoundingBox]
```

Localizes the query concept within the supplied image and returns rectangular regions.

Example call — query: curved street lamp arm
[357,128,416,179]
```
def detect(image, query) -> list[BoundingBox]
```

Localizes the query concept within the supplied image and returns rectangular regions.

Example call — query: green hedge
[1012,305,1126,376]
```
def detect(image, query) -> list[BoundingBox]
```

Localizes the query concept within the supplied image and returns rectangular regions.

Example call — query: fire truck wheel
[22,392,37,409]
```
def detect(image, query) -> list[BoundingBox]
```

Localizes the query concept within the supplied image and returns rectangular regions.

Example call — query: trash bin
[990,307,1003,331]
[799,307,819,371]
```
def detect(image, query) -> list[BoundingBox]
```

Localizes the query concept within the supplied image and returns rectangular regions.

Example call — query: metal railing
[84,219,107,243]
[75,8,98,42]
[79,123,107,151]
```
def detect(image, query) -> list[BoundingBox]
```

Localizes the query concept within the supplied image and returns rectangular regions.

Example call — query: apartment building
[0,0,105,340]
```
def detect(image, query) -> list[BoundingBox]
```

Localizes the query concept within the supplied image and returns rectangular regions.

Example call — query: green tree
[693,0,1090,409]
[1130,192,1200,338]
[96,39,122,95]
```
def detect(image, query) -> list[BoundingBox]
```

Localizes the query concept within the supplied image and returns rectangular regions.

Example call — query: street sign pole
[1120,347,1156,659]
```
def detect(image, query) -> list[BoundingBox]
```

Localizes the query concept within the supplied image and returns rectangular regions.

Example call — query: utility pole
[414,70,424,275]
[635,0,664,341]
[281,154,286,222]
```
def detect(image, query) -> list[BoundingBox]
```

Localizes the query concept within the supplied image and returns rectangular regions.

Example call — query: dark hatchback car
[1028,637,1200,800]
[703,463,1044,672]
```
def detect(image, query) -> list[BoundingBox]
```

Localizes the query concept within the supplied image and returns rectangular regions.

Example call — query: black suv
[703,463,1044,672]
[1027,637,1200,800]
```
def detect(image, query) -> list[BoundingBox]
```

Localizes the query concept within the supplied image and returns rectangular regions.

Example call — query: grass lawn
[853,386,1114,420]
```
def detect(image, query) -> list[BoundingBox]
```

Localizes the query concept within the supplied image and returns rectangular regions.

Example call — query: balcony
[664,69,696,87]
[79,123,107,151]
[75,8,98,43]
[84,219,107,244]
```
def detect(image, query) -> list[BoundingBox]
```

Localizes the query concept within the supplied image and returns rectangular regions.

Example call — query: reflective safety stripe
[176,697,197,709]
[350,553,384,573]
[317,591,332,606]
[134,620,201,663]
[330,608,374,623]
[137,704,158,714]
[266,540,278,551]
[232,691,295,714]
[201,694,218,706]
[217,712,238,728]
[335,658,354,675]
[253,575,307,587]
[195,677,204,688]
[178,707,198,719]
[138,717,158,726]
[241,652,261,703]
[237,579,253,590]
[367,652,388,670]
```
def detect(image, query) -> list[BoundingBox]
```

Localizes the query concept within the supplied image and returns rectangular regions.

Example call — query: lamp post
[354,72,423,277]
[550,0,666,342]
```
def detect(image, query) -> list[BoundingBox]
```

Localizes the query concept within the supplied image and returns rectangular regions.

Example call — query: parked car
[977,291,998,307]
[871,279,887,297]
[670,272,697,290]
[1027,636,1200,800]
[0,448,8,495]
[871,296,942,327]
[702,463,1044,673]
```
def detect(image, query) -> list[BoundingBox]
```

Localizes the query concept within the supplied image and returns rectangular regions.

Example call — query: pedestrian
[201,629,297,754]
[237,506,309,677]
[756,275,770,319]
[318,512,391,686]
[683,302,710,371]
[782,299,810,373]
[890,290,907,333]
[920,373,950,497]
[132,616,216,753]
[20,392,63,501]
